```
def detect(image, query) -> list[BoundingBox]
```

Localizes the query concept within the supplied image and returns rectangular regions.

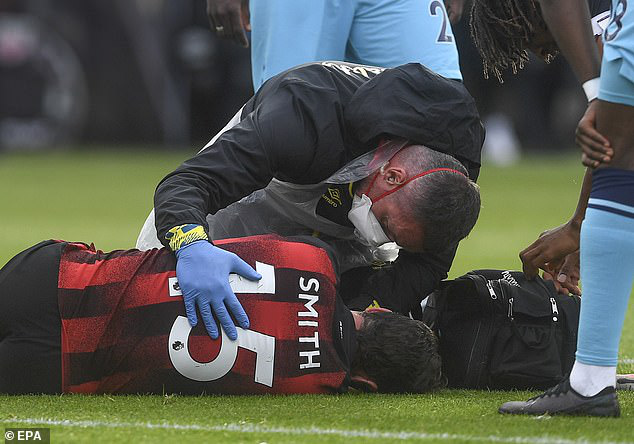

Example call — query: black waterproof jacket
[154,61,484,313]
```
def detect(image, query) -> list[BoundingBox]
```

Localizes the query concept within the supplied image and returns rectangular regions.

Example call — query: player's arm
[206,0,250,48]
[577,33,614,167]
[354,247,455,315]
[536,0,600,83]
[154,88,322,340]
[539,0,613,163]
[398,250,454,315]
[520,169,591,283]
[519,154,607,292]
[520,4,612,286]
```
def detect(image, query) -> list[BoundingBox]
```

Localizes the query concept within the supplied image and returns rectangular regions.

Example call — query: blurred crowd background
[0,0,588,163]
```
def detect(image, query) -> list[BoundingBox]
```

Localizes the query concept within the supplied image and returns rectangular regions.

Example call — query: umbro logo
[321,187,343,207]
[328,188,342,205]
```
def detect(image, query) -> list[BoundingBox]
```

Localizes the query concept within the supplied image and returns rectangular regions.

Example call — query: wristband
[582,77,600,102]
[165,224,209,251]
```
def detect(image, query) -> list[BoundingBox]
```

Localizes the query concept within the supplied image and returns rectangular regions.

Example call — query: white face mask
[348,194,401,262]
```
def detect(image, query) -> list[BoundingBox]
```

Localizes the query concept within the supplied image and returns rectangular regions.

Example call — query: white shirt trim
[592,10,611,36]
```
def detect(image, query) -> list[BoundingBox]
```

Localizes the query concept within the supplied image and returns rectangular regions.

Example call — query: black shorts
[0,240,63,394]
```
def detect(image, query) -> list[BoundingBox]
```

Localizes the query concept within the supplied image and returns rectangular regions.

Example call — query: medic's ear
[382,166,407,186]
[349,375,378,393]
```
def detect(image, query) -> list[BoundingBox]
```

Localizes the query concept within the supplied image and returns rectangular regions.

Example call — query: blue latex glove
[175,240,261,340]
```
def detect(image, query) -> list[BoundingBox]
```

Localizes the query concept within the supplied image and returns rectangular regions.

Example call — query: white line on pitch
[1,418,631,444]
[619,359,634,364]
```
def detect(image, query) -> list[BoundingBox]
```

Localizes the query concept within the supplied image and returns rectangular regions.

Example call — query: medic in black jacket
[139,61,484,340]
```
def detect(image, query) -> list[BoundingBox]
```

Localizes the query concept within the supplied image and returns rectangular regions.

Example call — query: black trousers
[0,240,63,394]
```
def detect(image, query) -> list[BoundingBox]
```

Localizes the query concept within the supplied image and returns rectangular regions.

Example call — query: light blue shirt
[249,0,462,90]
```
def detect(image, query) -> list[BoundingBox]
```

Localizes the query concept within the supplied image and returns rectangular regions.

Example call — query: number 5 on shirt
[168,262,276,387]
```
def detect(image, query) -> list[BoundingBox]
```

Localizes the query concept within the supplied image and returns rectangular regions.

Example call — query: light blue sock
[577,194,634,366]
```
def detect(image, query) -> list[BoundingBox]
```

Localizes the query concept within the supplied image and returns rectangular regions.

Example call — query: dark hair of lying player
[470,0,559,82]
[350,310,444,393]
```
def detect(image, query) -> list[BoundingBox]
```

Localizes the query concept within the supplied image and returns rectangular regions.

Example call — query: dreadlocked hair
[470,0,557,82]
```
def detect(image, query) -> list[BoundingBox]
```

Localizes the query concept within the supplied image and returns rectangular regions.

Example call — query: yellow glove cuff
[165,224,209,251]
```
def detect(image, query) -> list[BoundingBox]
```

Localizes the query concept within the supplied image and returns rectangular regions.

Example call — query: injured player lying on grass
[0,235,442,395]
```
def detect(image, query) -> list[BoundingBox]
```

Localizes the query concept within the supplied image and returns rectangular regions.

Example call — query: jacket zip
[486,281,497,299]
[550,297,559,322]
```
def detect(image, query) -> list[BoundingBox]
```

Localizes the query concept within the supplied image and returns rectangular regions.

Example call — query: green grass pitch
[0,149,633,443]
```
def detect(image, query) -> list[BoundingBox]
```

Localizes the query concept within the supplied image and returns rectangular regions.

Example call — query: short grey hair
[394,145,481,253]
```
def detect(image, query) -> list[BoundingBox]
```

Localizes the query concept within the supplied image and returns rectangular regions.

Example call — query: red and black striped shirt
[58,236,355,394]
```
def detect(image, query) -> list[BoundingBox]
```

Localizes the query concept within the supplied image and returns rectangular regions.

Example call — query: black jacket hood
[344,63,484,178]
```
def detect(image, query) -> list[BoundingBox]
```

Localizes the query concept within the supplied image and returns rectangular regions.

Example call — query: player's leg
[569,66,634,396]
[347,0,462,80]
[499,55,634,418]
[0,241,63,394]
[249,0,354,90]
